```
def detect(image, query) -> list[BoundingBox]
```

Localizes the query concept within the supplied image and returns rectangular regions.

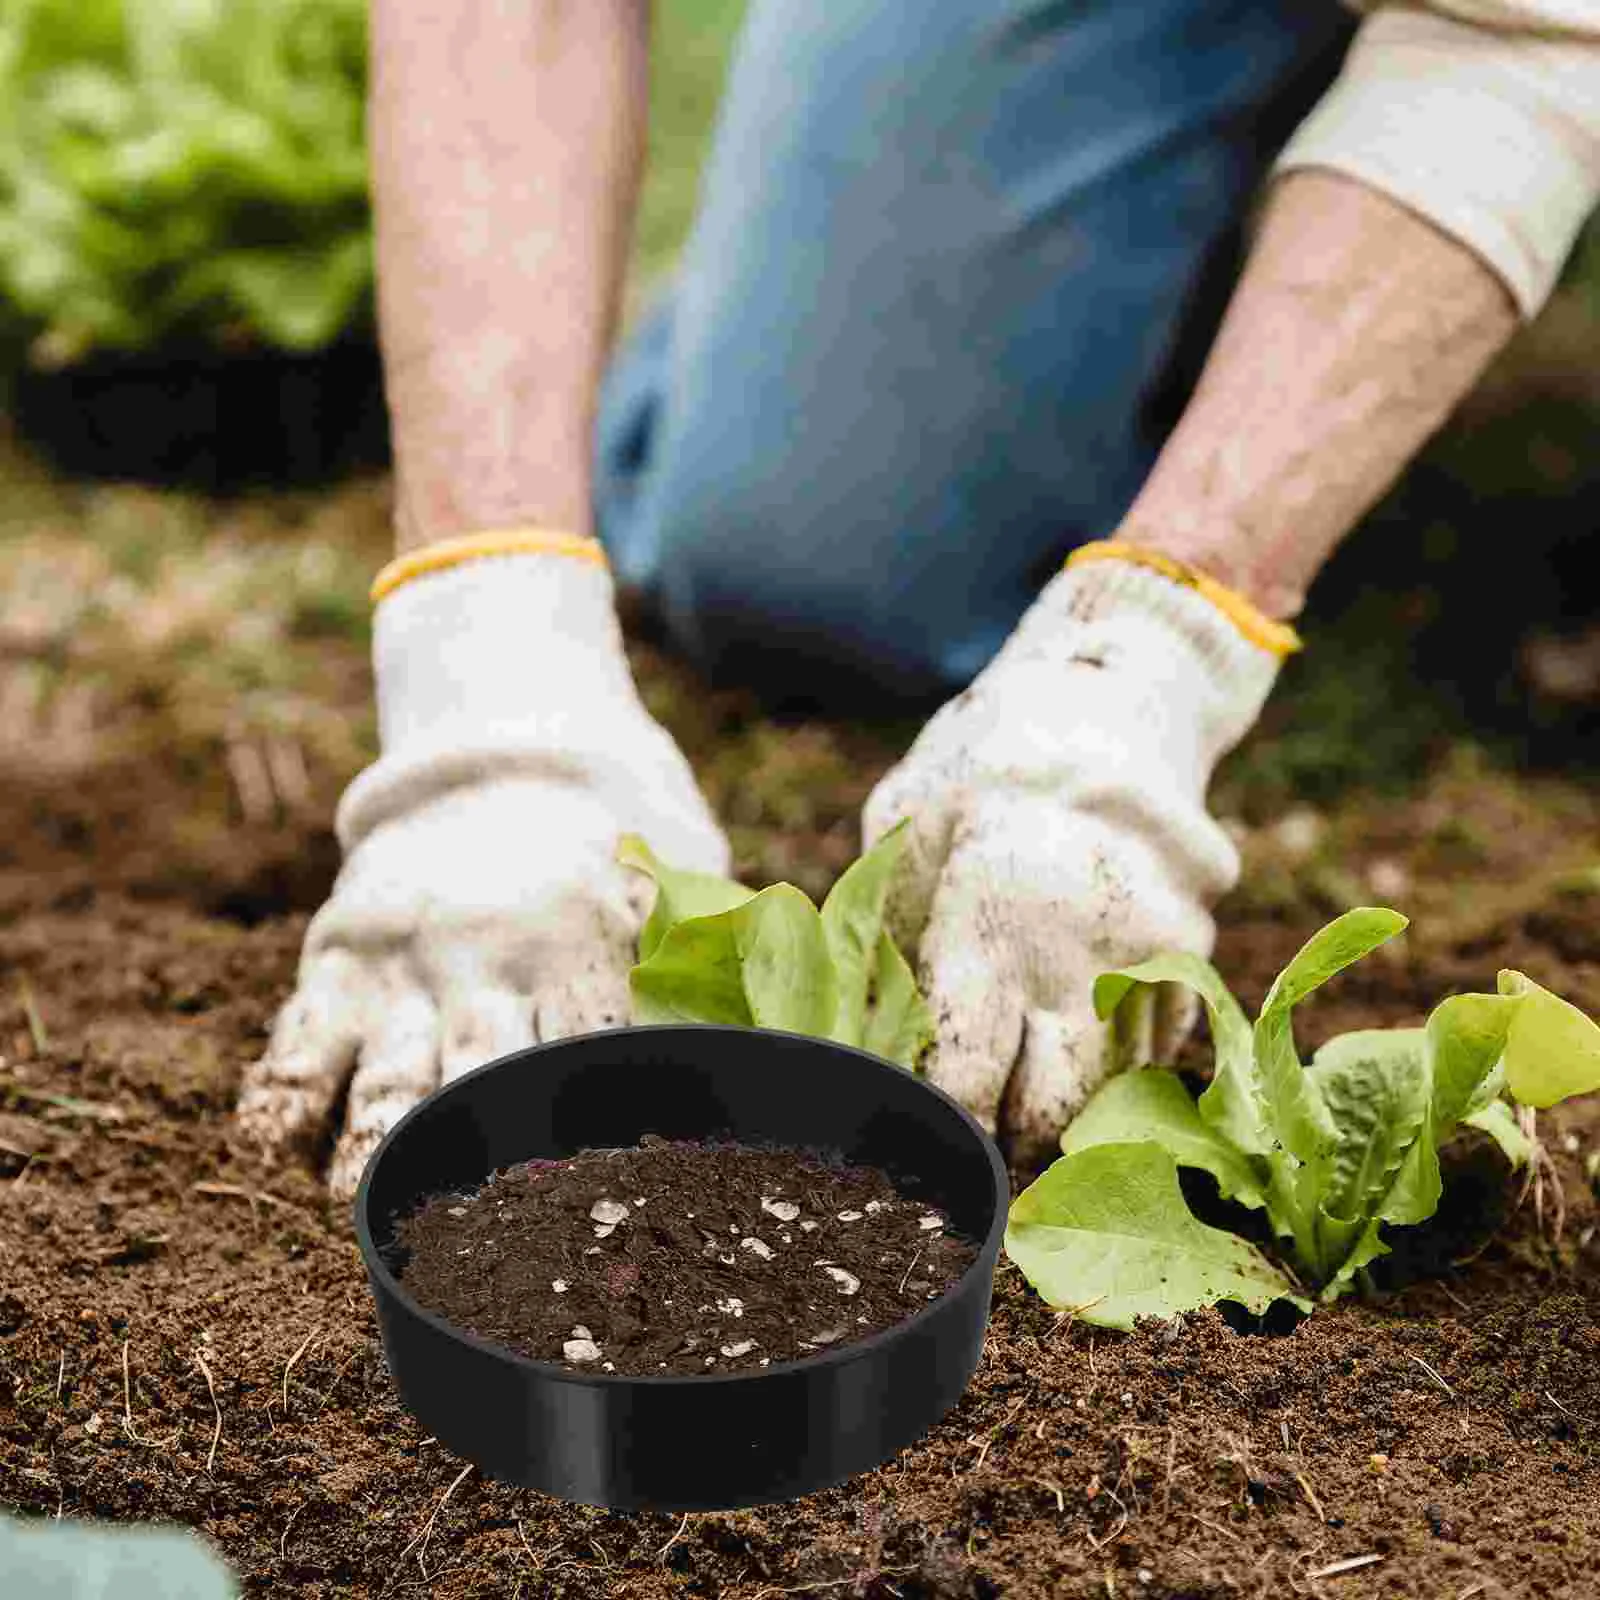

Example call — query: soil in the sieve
[395,1137,979,1375]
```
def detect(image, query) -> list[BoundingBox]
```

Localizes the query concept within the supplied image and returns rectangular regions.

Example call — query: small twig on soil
[194,1350,223,1473]
[0,1076,124,1123]
[1292,1468,1325,1523]
[265,735,313,814]
[748,1571,915,1600]
[968,1397,1026,1474]
[226,736,276,823]
[1546,1390,1588,1425]
[282,1328,319,1418]
[1407,1354,1456,1399]
[515,1520,544,1572]
[16,977,49,1055]
[55,1350,65,1403]
[1454,1582,1486,1599]
[1033,1477,1065,1513]
[897,1250,921,1296]
[657,1512,691,1563]
[1085,1507,1128,1553]
[1307,1554,1383,1579]
[280,1502,306,1561]
[192,1180,300,1218]
[397,1463,473,1578]
[1043,1295,1107,1345]
[121,1341,180,1448]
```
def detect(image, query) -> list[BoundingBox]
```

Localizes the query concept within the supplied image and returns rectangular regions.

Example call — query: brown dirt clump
[397,1139,977,1376]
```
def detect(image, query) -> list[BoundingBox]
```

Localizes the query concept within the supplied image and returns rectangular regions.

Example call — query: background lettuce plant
[1007,908,1600,1329]
[0,0,370,363]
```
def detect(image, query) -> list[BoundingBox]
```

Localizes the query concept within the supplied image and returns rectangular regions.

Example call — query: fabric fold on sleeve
[1275,5,1600,317]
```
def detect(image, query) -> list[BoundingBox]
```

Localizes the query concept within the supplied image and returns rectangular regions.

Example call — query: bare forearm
[369,0,649,552]
[1123,170,1519,618]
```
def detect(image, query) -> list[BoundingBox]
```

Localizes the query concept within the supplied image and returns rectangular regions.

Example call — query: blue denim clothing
[597,0,1353,706]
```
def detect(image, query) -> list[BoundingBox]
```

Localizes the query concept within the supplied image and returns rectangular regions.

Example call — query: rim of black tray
[354,1022,1012,1386]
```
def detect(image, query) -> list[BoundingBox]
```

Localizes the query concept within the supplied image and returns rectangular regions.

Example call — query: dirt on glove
[395,1138,979,1375]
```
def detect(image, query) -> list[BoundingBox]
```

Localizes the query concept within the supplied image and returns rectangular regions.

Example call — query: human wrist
[391,464,595,555]
[1108,520,1307,622]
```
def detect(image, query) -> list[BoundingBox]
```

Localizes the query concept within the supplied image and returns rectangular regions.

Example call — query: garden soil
[4,758,1600,1599]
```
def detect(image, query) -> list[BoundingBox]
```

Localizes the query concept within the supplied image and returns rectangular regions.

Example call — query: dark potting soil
[394,1137,979,1376]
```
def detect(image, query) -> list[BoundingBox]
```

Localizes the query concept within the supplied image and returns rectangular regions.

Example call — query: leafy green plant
[616,821,934,1069]
[1007,908,1600,1329]
[0,0,370,362]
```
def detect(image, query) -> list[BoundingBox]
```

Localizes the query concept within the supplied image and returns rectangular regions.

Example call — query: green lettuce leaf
[1254,908,1408,1163]
[1095,951,1265,1156]
[1307,1033,1430,1224]
[629,884,836,1037]
[859,928,934,1069]
[1425,993,1516,1134]
[1462,1099,1532,1168]
[1005,1143,1306,1330]
[1060,1068,1265,1209]
[1302,1031,1432,1286]
[1500,970,1600,1108]
[820,820,908,1048]
[617,834,753,963]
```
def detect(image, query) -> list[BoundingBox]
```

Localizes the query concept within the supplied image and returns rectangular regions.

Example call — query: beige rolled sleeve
[1275,4,1600,316]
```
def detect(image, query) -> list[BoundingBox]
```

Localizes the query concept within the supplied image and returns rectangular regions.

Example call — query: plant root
[1515,1107,1568,1245]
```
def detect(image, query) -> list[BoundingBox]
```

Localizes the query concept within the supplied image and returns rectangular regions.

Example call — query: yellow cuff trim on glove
[371,527,608,605]
[1065,540,1303,659]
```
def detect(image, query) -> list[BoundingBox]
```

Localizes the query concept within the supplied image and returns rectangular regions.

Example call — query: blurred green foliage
[0,0,745,365]
[635,0,747,283]
[0,0,371,362]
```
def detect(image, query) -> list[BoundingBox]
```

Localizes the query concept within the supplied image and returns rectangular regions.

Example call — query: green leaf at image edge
[1499,970,1600,1108]
[1005,1142,1306,1331]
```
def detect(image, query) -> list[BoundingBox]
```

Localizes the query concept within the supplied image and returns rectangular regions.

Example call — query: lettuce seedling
[1007,908,1600,1329]
[616,821,934,1069]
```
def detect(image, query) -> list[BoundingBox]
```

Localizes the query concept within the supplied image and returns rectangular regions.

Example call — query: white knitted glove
[862,555,1283,1167]
[236,549,728,1195]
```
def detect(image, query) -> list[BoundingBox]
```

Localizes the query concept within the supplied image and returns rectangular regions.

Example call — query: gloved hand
[236,540,729,1195]
[862,549,1286,1167]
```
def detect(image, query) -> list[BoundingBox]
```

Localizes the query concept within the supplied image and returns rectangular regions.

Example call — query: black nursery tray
[354,1025,1009,1513]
